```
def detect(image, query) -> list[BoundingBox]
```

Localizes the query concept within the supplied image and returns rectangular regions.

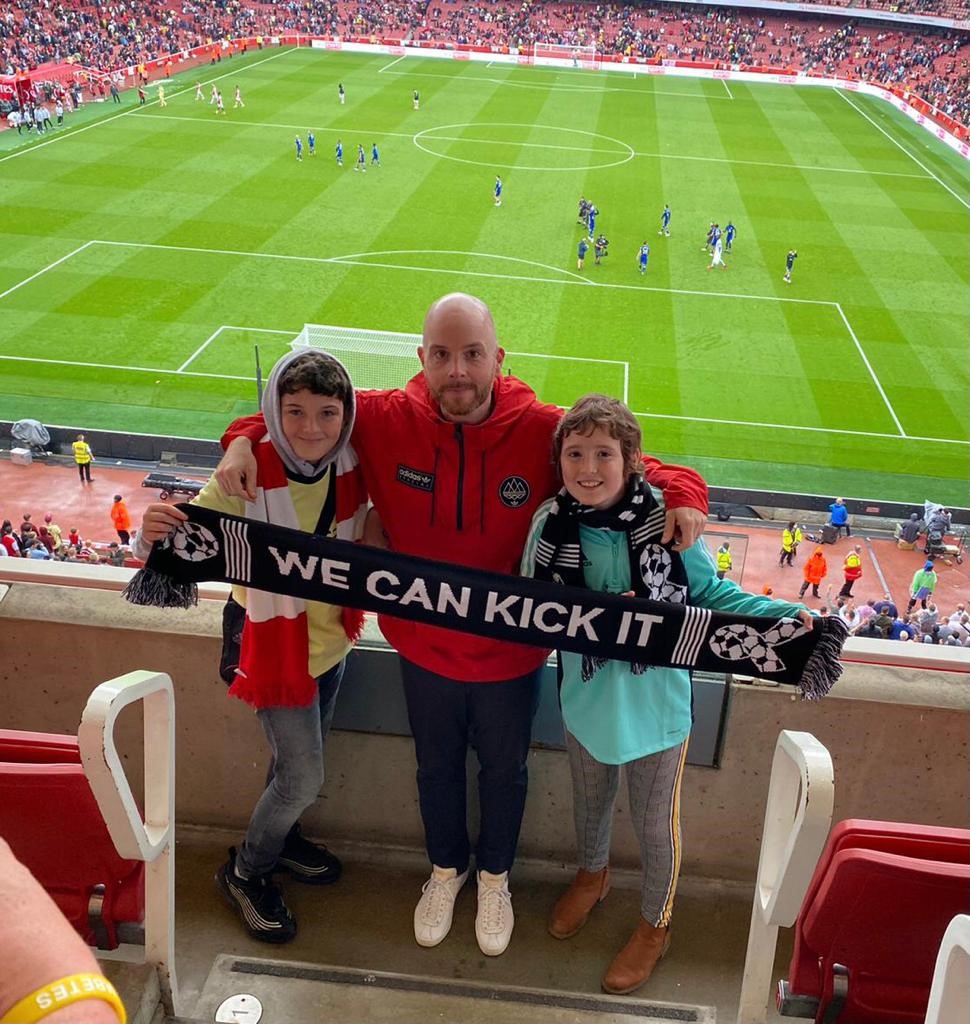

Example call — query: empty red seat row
[0,729,144,949]
[779,819,970,1024]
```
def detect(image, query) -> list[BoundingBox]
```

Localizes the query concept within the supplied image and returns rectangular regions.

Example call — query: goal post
[531,42,600,70]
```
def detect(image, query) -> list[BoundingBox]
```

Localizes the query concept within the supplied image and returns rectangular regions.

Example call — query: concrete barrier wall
[1,582,967,883]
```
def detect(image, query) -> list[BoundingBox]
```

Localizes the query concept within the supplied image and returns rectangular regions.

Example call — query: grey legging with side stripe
[565,731,688,927]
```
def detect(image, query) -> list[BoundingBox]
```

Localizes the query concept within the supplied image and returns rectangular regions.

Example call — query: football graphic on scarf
[638,545,688,603]
[169,522,219,562]
[709,619,806,672]
[709,624,769,665]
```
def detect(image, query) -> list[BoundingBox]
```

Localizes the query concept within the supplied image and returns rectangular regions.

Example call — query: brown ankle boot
[548,867,610,939]
[601,918,671,995]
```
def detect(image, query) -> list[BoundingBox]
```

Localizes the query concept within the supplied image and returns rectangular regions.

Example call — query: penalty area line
[0,241,95,302]
[177,325,225,372]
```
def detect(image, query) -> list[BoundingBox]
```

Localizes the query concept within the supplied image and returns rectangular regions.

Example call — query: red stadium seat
[0,728,145,949]
[0,728,81,763]
[779,820,970,1023]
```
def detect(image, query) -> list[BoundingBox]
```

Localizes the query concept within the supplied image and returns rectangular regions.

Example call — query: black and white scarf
[533,478,688,681]
[123,504,849,699]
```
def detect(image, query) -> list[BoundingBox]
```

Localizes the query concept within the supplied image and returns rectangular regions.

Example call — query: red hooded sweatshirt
[223,373,708,682]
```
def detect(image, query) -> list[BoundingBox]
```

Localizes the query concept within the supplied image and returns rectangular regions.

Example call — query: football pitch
[1,46,967,503]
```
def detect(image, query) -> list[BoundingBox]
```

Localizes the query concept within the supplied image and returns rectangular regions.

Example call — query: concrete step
[196,953,716,1023]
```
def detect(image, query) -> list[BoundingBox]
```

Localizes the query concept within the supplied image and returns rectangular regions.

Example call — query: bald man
[215,292,709,956]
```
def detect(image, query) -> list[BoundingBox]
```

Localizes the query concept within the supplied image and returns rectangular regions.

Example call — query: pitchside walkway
[2,456,967,611]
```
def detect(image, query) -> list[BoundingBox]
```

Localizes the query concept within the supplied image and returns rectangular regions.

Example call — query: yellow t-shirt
[193,474,350,678]
[72,440,92,464]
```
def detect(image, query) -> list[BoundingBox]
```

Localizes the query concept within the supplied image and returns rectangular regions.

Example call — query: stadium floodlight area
[290,323,628,403]
[531,42,600,69]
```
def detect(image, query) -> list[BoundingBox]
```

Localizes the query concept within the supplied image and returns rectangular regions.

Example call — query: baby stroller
[922,500,964,564]
[925,527,966,565]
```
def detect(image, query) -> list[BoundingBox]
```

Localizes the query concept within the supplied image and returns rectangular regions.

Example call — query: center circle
[412,122,635,172]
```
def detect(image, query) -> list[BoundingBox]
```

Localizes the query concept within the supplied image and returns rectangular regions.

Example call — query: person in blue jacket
[828,497,851,538]
[521,393,812,997]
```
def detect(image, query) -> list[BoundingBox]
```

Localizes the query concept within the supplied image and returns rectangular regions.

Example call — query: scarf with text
[532,478,689,681]
[123,504,848,700]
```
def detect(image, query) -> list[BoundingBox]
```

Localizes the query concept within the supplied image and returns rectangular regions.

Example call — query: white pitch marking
[834,88,970,210]
[626,407,967,446]
[378,66,732,99]
[177,325,225,372]
[377,55,406,73]
[414,133,628,155]
[132,113,931,179]
[229,323,629,364]
[136,111,421,139]
[0,352,254,381]
[326,255,602,290]
[328,248,593,285]
[633,148,930,179]
[37,239,946,444]
[221,325,296,335]
[0,352,962,445]
[835,303,907,436]
[88,238,838,306]
[0,48,294,165]
[327,252,836,307]
[0,241,94,302]
[720,78,734,100]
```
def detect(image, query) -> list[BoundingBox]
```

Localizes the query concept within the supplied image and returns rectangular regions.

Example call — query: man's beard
[432,381,492,419]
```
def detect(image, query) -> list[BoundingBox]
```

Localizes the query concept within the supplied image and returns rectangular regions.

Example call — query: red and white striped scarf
[229,434,368,709]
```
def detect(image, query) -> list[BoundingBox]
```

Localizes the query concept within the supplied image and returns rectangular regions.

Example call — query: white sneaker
[476,870,514,956]
[414,865,468,947]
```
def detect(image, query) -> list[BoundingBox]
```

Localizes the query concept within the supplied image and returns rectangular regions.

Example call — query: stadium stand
[2,4,967,125]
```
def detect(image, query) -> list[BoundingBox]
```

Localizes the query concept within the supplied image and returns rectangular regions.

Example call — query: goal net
[291,324,422,391]
[531,43,600,69]
[290,323,628,404]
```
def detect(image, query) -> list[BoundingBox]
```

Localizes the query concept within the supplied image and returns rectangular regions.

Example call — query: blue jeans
[236,661,344,877]
[400,658,541,876]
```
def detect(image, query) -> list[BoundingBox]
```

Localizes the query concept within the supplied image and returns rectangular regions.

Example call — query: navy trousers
[400,658,541,876]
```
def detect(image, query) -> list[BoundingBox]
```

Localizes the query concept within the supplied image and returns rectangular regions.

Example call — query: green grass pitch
[0,46,967,503]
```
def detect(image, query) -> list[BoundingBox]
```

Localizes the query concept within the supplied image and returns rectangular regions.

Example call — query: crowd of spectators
[0,513,129,566]
[855,0,968,18]
[827,594,970,646]
[1,2,967,122]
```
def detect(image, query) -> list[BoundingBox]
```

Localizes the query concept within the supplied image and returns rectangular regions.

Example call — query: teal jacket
[522,496,807,765]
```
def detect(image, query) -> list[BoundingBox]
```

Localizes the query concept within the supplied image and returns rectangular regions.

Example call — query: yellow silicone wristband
[0,973,126,1024]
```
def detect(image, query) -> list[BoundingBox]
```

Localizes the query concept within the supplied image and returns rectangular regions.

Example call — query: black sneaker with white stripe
[276,822,342,885]
[216,847,296,944]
